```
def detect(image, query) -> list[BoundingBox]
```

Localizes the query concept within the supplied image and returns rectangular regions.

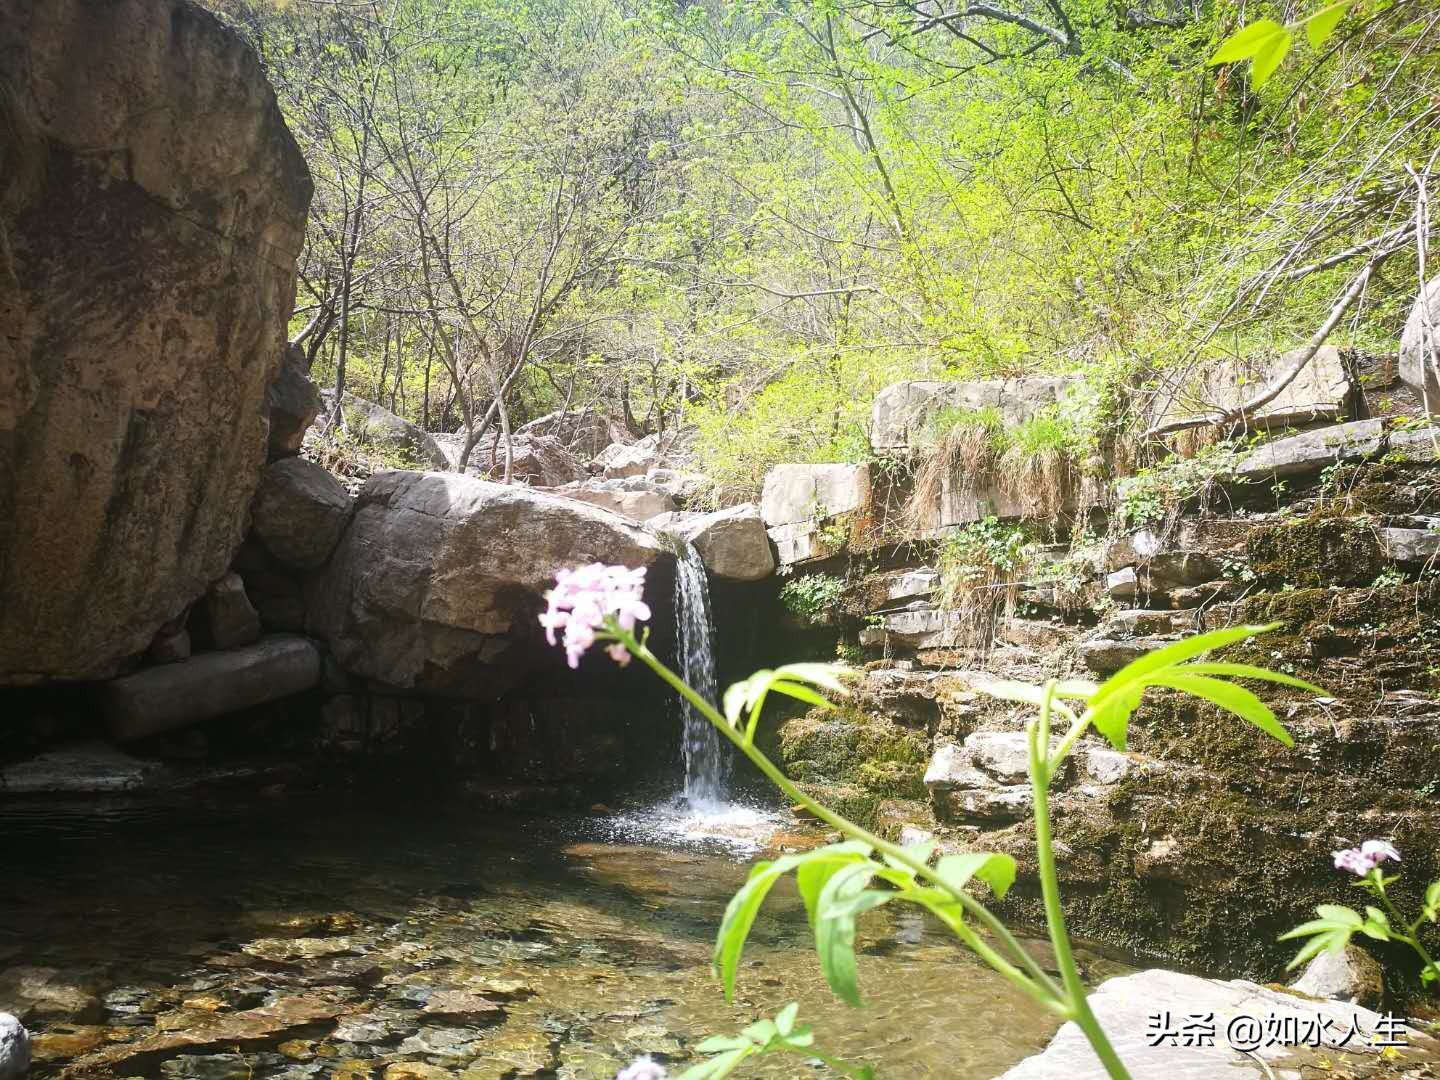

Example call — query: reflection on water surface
[0,794,1131,1078]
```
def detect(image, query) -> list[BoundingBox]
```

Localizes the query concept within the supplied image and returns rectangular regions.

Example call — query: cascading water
[601,536,776,851]
[673,540,729,809]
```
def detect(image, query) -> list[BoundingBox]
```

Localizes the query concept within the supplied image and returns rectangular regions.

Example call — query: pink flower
[616,1058,668,1080]
[1332,839,1401,877]
[539,564,651,669]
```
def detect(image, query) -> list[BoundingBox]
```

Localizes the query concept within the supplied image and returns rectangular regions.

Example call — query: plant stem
[1376,882,1440,983]
[625,632,1068,1012]
[1032,681,1131,1080]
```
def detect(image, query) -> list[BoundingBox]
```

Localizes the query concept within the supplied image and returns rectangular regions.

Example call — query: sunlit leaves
[1208,1,1357,88]
[678,1002,857,1080]
[722,663,855,739]
[1279,903,1383,970]
[1080,623,1322,752]
[713,836,1014,1008]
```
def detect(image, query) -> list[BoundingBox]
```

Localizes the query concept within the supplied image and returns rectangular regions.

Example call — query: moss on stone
[1246,513,1382,588]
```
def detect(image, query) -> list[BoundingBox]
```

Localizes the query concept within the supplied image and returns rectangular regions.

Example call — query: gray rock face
[1000,968,1427,1078]
[267,344,321,461]
[0,1013,28,1080]
[251,458,353,571]
[101,634,321,741]
[318,391,449,470]
[1380,526,1440,565]
[1150,345,1356,431]
[869,377,1083,452]
[595,435,662,479]
[0,0,312,685]
[306,471,669,692]
[1290,944,1384,1010]
[654,504,775,581]
[1235,418,1385,481]
[516,409,621,458]
[1400,275,1440,412]
[198,574,262,650]
[557,481,675,523]
[760,463,871,526]
[760,463,870,566]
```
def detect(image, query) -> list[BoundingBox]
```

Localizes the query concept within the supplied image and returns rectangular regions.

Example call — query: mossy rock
[1246,513,1382,588]
[795,782,881,828]
[776,708,928,795]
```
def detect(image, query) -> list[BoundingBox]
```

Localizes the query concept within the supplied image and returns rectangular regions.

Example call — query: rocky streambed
[0,795,1134,1080]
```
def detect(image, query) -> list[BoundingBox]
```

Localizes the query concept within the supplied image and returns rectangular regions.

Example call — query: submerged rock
[0,742,162,795]
[0,0,311,685]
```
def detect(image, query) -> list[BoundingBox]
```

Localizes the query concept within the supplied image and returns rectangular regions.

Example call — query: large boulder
[1400,275,1440,412]
[1234,418,1384,481]
[1000,968,1432,1078]
[101,634,321,742]
[652,504,775,581]
[869,378,1083,452]
[0,0,312,684]
[306,471,670,693]
[1149,345,1356,431]
[433,431,585,487]
[250,457,353,571]
[267,344,321,461]
[557,479,675,523]
[516,410,622,458]
[316,391,448,470]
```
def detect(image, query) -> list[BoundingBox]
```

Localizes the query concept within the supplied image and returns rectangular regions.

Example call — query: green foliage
[1209,1,1359,88]
[778,574,847,624]
[712,837,1015,1008]
[1283,873,1440,986]
[677,1003,873,1080]
[1116,443,1250,528]
[599,591,1326,1077]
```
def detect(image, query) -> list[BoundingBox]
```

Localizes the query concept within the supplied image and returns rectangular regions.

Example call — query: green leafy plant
[1209,1,1359,89]
[934,517,1033,648]
[779,573,847,623]
[676,1002,872,1079]
[1116,443,1248,529]
[1282,844,1440,987]
[545,566,1326,1078]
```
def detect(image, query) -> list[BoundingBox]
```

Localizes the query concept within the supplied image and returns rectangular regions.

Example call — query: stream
[0,794,1135,1079]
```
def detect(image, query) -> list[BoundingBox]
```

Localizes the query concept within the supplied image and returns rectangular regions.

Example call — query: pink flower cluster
[615,1058,668,1080]
[539,563,651,669]
[1333,839,1401,877]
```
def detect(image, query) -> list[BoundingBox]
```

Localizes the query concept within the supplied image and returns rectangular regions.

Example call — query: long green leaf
[814,862,882,1006]
[1179,662,1326,695]
[1208,18,1288,64]
[1151,671,1293,746]
[1305,0,1352,48]
[935,851,1018,900]
[713,857,795,1000]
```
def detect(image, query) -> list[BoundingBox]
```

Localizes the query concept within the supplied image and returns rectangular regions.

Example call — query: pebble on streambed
[0,1013,30,1080]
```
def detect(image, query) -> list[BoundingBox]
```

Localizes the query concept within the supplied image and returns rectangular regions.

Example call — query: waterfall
[673,540,729,809]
